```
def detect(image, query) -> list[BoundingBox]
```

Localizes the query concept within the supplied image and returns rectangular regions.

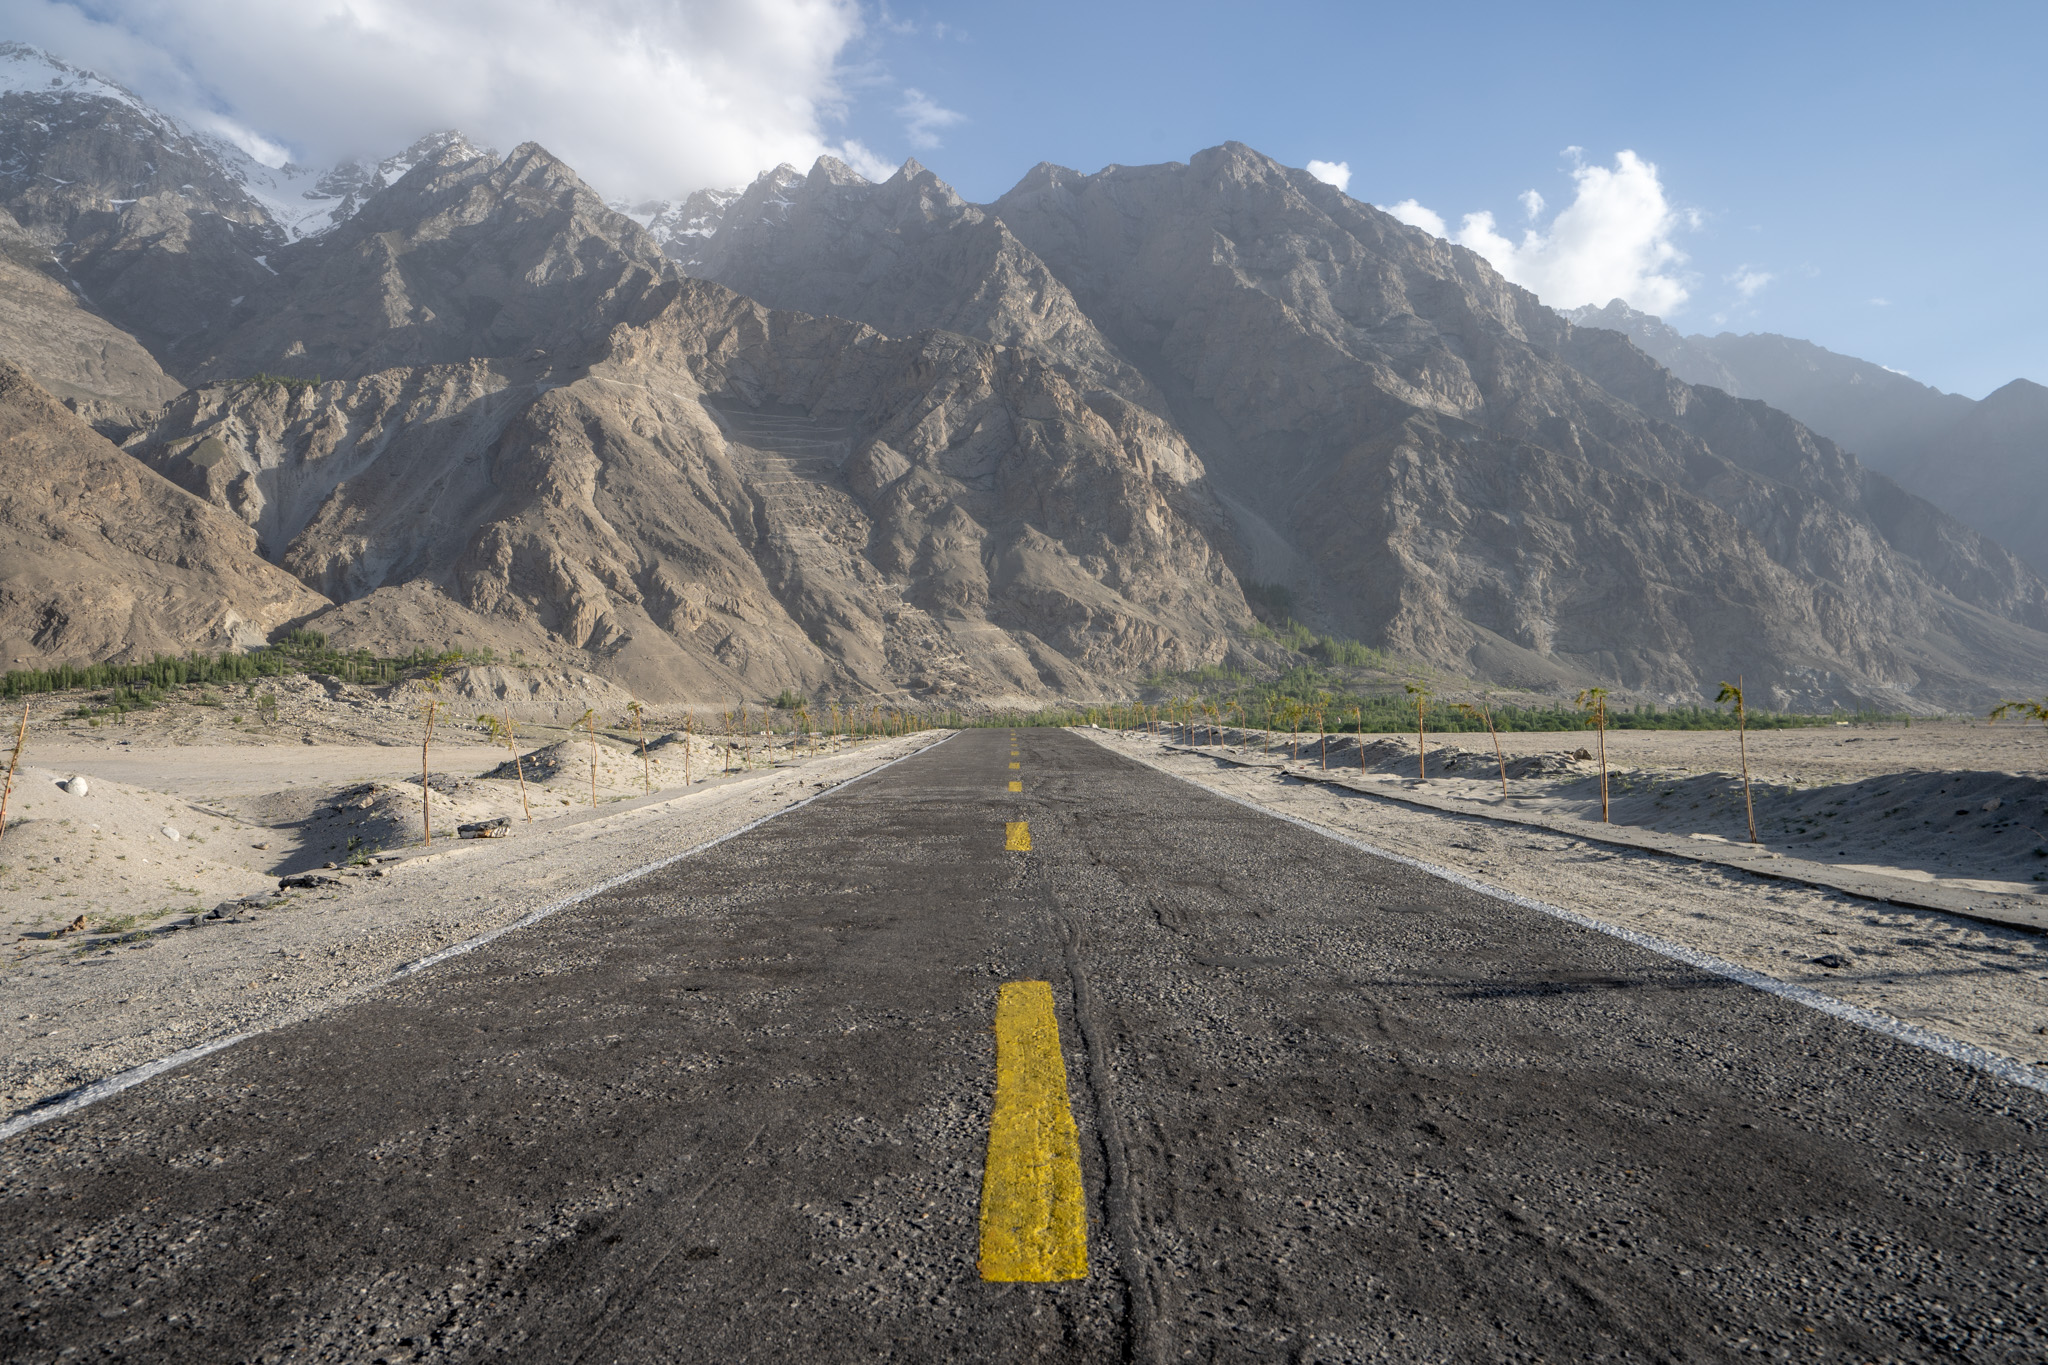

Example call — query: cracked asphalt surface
[4,728,2044,1362]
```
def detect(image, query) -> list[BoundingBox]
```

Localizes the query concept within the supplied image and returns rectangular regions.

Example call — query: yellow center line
[1009,762,1020,769]
[1004,820,1032,851]
[1008,780,1022,792]
[978,981,1088,1282]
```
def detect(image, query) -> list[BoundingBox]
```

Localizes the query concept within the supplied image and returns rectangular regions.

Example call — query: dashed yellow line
[978,981,1088,1282]
[1005,820,1032,851]
[1008,780,1022,793]
[1009,762,1020,769]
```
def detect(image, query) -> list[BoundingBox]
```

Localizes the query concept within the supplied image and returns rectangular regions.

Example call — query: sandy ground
[0,676,939,1120]
[1160,719,2048,892]
[1087,728,2048,1073]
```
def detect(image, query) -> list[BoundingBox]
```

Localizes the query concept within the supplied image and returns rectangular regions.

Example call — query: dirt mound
[479,738,669,802]
[0,765,275,935]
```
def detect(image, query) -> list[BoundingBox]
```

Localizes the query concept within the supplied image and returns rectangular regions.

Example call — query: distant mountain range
[1,40,2044,712]
[1567,301,2048,579]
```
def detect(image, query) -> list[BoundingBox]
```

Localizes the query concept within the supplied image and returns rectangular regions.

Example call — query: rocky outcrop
[0,362,328,668]
[680,158,1154,402]
[181,141,674,382]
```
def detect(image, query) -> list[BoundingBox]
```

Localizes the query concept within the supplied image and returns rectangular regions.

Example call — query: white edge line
[1164,766,2048,1097]
[0,734,954,1144]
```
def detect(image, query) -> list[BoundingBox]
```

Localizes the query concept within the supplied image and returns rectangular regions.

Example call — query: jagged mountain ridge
[669,143,2048,709]
[112,143,1248,701]
[1566,300,2048,577]
[0,44,490,379]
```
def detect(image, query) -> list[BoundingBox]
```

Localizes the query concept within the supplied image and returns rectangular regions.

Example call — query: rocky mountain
[0,44,483,382]
[0,361,328,668]
[1568,300,2048,577]
[2,42,2044,710]
[672,143,2048,708]
[112,143,1247,702]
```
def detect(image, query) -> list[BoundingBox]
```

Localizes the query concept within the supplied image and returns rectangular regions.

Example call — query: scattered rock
[59,775,89,796]
[158,824,181,842]
[1812,954,1852,969]
[1572,748,1593,761]
[279,872,345,890]
[458,816,511,839]
[62,914,86,934]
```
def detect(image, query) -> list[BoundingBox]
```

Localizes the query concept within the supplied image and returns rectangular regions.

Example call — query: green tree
[1989,696,2048,732]
[1405,683,1431,779]
[1576,686,1610,822]
[485,711,532,823]
[419,671,443,845]
[1717,679,1758,842]
[1455,694,1510,799]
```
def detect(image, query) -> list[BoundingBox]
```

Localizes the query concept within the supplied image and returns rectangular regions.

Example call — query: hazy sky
[11,0,2042,396]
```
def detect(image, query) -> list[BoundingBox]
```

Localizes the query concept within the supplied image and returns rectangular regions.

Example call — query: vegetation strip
[0,734,955,1143]
[977,980,1089,1282]
[1144,759,2048,1096]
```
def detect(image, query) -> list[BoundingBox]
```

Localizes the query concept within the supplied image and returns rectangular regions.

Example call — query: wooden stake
[629,700,650,794]
[0,699,29,839]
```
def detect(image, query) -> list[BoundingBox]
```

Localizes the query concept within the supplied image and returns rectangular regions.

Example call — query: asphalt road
[4,728,2044,1363]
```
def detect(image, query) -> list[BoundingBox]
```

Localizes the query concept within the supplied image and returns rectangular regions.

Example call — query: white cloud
[195,113,292,169]
[1869,297,1892,306]
[896,87,962,151]
[8,0,869,199]
[1381,197,1447,238]
[1306,159,1351,193]
[1392,150,1693,315]
[831,138,898,181]
[1518,188,1544,221]
[1727,265,1774,299]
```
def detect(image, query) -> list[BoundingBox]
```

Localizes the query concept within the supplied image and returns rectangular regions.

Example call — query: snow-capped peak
[0,42,167,130]
[2,43,493,244]
[214,130,494,242]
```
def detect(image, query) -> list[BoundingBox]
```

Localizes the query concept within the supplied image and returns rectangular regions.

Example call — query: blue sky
[829,1,2046,398]
[13,0,2044,396]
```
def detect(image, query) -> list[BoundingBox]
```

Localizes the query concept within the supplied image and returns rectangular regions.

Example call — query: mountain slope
[0,203,180,427]
[0,361,328,668]
[1567,300,2048,576]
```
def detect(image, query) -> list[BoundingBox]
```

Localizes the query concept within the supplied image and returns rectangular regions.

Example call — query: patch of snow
[253,255,277,274]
